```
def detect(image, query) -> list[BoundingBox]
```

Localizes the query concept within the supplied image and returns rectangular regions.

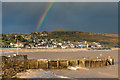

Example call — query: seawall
[2,55,114,79]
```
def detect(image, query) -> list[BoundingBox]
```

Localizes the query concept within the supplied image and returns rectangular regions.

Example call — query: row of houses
[1,40,103,49]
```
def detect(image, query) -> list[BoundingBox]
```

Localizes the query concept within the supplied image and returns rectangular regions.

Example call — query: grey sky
[2,2,118,34]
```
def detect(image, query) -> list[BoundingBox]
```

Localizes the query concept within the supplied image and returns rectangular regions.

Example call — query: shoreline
[1,48,119,53]
[1,48,87,53]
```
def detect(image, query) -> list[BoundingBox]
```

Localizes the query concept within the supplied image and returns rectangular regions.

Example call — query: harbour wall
[2,55,114,78]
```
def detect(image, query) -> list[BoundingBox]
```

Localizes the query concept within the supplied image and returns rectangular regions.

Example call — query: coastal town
[1,31,107,49]
[2,39,103,49]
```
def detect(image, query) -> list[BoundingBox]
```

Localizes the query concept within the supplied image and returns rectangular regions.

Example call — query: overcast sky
[2,2,118,34]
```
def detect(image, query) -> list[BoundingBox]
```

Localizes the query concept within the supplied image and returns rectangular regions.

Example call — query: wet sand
[17,49,118,61]
[13,49,118,78]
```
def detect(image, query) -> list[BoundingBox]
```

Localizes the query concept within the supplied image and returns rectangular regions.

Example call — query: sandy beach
[10,49,119,78]
[1,48,88,53]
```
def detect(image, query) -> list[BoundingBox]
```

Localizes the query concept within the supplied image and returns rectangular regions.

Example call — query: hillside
[2,30,119,47]
[47,30,118,47]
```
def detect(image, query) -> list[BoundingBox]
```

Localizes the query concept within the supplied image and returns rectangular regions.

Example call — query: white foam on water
[55,75,69,78]
[31,70,70,78]
[68,66,89,71]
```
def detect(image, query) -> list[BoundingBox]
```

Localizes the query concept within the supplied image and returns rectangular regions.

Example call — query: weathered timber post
[82,60,85,67]
[97,61,99,67]
[88,60,90,67]
[76,60,78,66]
[85,60,89,67]
[78,60,81,66]
[78,60,79,65]
[95,61,99,67]
[48,60,50,69]
[36,60,39,69]
[67,60,69,67]
[91,61,95,68]
[89,61,91,68]
[47,61,49,69]
[57,61,59,69]
[93,61,96,67]
[79,60,84,67]
[90,61,93,68]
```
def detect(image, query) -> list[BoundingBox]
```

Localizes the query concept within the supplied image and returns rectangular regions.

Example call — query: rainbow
[36,2,55,32]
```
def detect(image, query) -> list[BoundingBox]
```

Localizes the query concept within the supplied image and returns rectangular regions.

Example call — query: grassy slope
[47,30,118,47]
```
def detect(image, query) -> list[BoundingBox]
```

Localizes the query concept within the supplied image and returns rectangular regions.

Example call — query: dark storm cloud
[2,2,50,33]
[2,2,118,34]
[43,2,118,33]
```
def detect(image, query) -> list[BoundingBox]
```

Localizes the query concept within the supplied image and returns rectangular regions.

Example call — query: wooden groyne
[2,55,114,78]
